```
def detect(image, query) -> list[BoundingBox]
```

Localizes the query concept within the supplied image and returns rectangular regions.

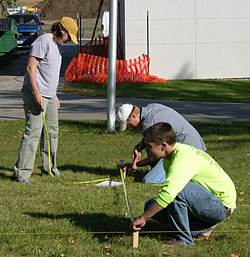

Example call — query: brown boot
[196,230,212,241]
[163,240,178,247]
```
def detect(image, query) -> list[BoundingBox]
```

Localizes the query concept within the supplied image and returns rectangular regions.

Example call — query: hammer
[120,160,127,179]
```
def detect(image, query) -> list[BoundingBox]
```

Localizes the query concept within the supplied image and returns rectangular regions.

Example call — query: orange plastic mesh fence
[65,36,166,83]
[65,53,166,83]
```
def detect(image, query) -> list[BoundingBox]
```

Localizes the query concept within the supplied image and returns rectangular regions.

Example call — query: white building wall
[123,0,250,79]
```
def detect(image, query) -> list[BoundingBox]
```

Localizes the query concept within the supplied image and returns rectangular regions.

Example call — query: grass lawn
[61,80,250,103]
[0,120,249,256]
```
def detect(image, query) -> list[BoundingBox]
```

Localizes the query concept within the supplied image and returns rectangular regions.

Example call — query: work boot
[196,230,212,240]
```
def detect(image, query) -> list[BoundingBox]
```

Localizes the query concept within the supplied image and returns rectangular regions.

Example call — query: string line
[1,230,249,236]
[42,111,53,177]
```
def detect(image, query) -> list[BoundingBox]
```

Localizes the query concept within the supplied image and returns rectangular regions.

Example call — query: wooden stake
[123,169,126,180]
[133,231,139,248]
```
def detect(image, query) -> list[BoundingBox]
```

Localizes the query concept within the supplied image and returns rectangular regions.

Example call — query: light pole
[107,0,118,132]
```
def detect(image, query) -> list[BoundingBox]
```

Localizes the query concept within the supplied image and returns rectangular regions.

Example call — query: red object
[65,37,166,83]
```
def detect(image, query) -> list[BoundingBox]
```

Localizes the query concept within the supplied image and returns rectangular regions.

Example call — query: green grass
[61,80,250,103]
[0,120,250,256]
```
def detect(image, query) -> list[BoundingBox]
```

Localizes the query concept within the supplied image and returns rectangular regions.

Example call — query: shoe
[42,170,64,177]
[163,240,178,247]
[196,230,212,241]
[53,172,64,177]
[16,177,31,184]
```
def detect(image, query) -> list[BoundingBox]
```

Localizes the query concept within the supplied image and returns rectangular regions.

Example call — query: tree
[6,0,17,7]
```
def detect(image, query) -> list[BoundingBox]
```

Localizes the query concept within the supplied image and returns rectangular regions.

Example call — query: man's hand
[34,92,44,111]
[130,216,147,231]
[129,201,164,231]
[133,149,141,161]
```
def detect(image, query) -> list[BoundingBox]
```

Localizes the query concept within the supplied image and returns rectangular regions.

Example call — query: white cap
[116,103,133,131]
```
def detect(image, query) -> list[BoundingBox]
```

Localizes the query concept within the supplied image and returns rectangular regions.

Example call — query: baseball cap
[116,103,133,131]
[59,17,78,44]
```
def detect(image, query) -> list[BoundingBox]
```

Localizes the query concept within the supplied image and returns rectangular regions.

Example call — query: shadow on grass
[25,212,169,242]
[57,164,147,181]
[0,171,13,180]
[58,164,119,177]
[0,164,15,181]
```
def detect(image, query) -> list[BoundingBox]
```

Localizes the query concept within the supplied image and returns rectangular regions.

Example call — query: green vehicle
[0,17,18,53]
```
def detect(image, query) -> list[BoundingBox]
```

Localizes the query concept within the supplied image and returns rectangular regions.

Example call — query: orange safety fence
[65,36,166,83]
[65,53,166,83]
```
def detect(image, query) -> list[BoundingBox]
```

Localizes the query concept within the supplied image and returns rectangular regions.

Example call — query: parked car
[7,13,43,46]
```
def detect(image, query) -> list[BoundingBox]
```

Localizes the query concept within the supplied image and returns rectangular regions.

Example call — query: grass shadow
[0,171,14,180]
[58,164,119,177]
[25,212,171,242]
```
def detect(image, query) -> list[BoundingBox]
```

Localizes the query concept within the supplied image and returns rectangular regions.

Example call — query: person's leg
[142,158,166,184]
[15,86,43,181]
[144,182,228,245]
[40,96,62,176]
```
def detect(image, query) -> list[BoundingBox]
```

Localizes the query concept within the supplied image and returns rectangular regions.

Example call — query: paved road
[0,44,250,122]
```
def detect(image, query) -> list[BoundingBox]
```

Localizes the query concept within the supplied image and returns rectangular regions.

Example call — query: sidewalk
[1,75,250,121]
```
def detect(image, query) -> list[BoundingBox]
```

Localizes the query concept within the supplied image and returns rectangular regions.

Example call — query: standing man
[116,103,206,184]
[131,122,236,246]
[14,17,78,184]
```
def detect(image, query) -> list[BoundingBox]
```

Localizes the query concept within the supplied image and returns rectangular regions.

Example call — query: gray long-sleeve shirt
[138,103,206,151]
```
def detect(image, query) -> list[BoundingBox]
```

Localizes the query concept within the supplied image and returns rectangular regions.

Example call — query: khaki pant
[14,86,59,179]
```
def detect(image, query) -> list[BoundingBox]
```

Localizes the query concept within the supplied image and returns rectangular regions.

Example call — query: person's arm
[133,138,146,160]
[116,155,154,172]
[135,156,153,167]
[130,201,164,231]
[26,56,43,110]
[134,138,146,152]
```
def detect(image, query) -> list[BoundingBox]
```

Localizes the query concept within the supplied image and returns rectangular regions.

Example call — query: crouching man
[131,122,236,246]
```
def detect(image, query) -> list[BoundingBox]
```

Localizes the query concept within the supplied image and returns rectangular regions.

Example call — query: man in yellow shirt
[131,122,236,246]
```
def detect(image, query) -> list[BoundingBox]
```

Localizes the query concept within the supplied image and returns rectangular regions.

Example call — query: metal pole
[77,13,79,53]
[107,0,118,132]
[91,0,104,42]
[80,12,82,50]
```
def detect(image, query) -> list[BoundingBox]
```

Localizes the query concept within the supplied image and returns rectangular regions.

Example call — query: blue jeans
[142,158,166,184]
[144,182,229,246]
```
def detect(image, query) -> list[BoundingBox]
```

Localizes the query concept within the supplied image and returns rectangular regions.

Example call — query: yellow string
[1,230,249,236]
[42,111,53,177]
[120,167,134,221]
[64,177,111,184]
